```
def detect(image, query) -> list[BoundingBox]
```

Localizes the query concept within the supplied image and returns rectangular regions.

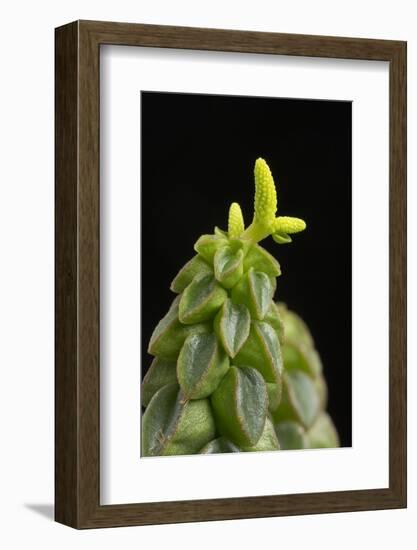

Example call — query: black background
[141,91,352,447]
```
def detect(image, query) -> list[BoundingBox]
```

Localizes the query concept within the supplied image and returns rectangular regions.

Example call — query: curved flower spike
[228,202,245,238]
[271,216,306,245]
[241,158,306,245]
[271,216,306,234]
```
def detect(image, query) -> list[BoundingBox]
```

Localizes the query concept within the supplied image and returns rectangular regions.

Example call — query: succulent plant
[141,158,339,456]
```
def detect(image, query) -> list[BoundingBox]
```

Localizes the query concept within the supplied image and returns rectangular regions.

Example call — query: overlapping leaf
[282,343,323,378]
[211,366,268,447]
[264,301,285,344]
[214,299,250,358]
[177,332,229,399]
[274,420,308,450]
[170,255,212,294]
[232,267,274,320]
[241,417,280,452]
[306,412,339,449]
[213,245,244,288]
[266,382,282,412]
[148,296,209,359]
[141,383,216,456]
[279,304,314,347]
[235,321,283,384]
[242,243,281,277]
[179,274,227,324]
[141,357,177,408]
[194,234,228,263]
[271,370,320,429]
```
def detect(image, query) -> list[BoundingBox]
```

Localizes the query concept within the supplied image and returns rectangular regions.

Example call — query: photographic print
[140,91,352,457]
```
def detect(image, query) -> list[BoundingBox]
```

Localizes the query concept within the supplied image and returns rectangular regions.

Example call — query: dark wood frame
[55,20,407,529]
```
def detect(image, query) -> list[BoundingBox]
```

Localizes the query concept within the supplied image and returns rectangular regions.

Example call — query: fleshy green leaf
[214,226,228,238]
[141,357,177,408]
[231,267,273,320]
[246,269,274,320]
[282,344,308,372]
[315,374,328,409]
[211,366,268,447]
[274,420,308,450]
[309,349,323,377]
[266,382,282,412]
[179,274,227,325]
[242,243,281,277]
[235,321,283,384]
[194,234,228,263]
[199,437,241,454]
[269,275,277,296]
[271,370,320,429]
[278,304,314,347]
[272,232,292,244]
[170,255,212,294]
[264,302,285,344]
[282,343,323,379]
[214,299,250,358]
[177,333,229,399]
[148,296,210,359]
[148,296,183,358]
[241,417,280,452]
[306,412,340,448]
[141,383,216,456]
[214,245,244,289]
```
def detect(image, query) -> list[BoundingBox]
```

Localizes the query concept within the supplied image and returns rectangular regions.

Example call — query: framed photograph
[55,20,406,528]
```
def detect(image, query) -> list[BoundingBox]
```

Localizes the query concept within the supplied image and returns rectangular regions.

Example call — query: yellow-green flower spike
[228,202,245,238]
[271,216,306,245]
[271,217,306,234]
[253,158,277,226]
[241,158,306,244]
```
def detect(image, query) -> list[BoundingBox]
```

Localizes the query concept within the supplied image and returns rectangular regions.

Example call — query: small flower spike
[228,202,245,238]
[241,158,306,244]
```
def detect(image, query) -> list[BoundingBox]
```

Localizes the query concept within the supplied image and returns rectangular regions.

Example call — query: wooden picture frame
[55,20,407,529]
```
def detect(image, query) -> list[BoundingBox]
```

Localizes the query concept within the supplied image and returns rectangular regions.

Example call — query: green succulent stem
[240,221,271,244]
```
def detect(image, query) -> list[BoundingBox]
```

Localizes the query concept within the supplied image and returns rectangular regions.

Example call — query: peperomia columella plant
[141,158,339,456]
